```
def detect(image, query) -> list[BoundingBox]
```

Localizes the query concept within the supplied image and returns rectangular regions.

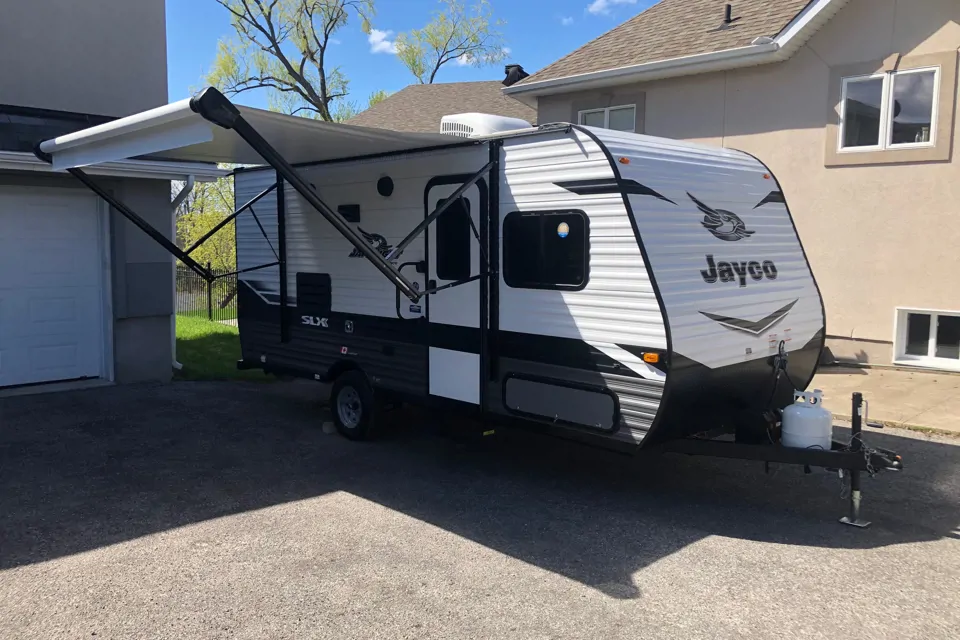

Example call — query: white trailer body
[36,88,825,450]
[233,127,824,448]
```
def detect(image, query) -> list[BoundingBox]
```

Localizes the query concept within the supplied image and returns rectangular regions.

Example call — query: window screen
[503,210,588,290]
[435,197,471,281]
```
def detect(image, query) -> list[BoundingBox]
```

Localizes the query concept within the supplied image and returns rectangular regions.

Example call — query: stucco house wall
[536,0,960,366]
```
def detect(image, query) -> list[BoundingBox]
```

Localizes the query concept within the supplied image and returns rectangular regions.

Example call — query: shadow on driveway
[1,380,958,598]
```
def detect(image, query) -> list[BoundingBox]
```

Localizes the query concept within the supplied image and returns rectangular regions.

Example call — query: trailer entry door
[425,177,486,404]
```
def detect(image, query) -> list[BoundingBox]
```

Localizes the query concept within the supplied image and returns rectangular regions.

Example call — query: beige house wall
[535,0,960,366]
[0,0,168,116]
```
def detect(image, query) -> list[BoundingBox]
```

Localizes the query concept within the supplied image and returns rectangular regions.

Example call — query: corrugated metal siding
[235,169,281,298]
[500,130,667,350]
[288,147,489,317]
[499,130,667,442]
[592,128,824,370]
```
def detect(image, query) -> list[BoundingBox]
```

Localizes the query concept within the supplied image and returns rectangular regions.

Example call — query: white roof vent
[440,112,532,138]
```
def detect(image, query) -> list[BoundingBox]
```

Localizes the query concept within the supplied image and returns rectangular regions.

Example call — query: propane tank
[781,389,833,450]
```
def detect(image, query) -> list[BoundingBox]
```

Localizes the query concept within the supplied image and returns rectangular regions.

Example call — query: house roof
[345,81,537,133]
[515,0,815,87]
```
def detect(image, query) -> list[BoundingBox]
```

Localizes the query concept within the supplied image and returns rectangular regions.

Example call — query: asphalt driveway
[1,381,958,639]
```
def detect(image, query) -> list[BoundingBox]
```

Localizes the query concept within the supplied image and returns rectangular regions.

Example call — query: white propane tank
[781,389,833,450]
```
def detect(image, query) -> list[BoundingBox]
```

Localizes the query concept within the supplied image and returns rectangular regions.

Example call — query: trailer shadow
[1,380,957,599]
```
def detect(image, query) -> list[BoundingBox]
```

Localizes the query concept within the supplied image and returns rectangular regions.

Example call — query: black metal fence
[176,263,238,322]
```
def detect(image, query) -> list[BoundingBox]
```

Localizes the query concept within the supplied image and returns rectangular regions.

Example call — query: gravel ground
[1,380,958,639]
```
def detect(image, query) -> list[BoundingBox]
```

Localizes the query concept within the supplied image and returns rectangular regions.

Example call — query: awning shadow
[1,380,956,598]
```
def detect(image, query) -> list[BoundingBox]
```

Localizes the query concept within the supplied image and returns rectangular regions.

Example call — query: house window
[435,197,471,281]
[503,210,588,290]
[895,308,960,370]
[839,67,939,152]
[578,105,636,132]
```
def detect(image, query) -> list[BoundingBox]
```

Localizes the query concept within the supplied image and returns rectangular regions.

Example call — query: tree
[367,89,389,108]
[207,0,375,121]
[395,0,507,84]
[174,174,237,272]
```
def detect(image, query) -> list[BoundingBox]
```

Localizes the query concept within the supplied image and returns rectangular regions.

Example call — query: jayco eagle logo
[688,193,755,241]
[349,227,394,258]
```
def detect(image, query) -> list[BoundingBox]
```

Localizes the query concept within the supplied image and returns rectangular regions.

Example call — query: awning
[38,90,469,171]
[34,87,485,303]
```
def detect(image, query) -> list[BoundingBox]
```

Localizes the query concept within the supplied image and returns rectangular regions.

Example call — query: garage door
[0,188,105,387]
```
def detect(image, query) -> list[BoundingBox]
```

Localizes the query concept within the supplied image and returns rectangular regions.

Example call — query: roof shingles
[518,0,812,85]
[345,81,536,133]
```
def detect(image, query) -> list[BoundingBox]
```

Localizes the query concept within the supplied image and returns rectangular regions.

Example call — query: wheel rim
[337,386,362,429]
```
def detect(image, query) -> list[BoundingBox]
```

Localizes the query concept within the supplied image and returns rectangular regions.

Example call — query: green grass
[174,315,269,382]
[176,307,239,322]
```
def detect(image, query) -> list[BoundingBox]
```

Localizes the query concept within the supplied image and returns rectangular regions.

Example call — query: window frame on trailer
[838,66,941,153]
[893,306,960,371]
[502,209,590,292]
[577,105,636,132]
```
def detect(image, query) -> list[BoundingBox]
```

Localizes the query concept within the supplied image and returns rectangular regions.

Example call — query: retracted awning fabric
[38,92,468,171]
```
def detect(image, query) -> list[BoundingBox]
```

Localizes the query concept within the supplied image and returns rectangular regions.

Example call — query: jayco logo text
[700,255,778,287]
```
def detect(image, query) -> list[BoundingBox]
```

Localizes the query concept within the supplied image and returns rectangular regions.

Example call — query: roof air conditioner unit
[440,112,532,138]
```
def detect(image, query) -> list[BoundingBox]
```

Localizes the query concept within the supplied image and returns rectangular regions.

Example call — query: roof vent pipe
[724,4,733,24]
[503,64,529,87]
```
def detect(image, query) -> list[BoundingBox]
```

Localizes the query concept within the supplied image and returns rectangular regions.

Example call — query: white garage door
[0,188,105,387]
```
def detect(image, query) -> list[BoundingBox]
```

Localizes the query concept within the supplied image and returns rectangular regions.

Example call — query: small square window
[839,67,939,152]
[896,309,960,371]
[503,210,589,290]
[578,105,636,132]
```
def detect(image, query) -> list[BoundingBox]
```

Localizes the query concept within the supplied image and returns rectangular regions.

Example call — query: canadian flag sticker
[341,346,348,355]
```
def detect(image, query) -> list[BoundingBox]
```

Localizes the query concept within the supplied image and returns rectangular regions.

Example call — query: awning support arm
[211,260,281,281]
[189,88,423,302]
[184,181,278,256]
[385,160,494,263]
[58,164,214,282]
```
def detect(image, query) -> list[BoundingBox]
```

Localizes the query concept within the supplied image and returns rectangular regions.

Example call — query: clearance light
[642,353,660,364]
[618,157,630,164]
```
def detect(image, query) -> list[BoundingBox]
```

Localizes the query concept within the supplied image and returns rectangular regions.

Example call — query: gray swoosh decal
[699,299,798,335]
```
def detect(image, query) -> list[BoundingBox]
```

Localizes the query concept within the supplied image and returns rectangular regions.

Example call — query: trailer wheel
[330,370,378,441]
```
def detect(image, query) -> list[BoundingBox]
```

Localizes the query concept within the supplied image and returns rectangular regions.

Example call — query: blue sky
[165,0,652,110]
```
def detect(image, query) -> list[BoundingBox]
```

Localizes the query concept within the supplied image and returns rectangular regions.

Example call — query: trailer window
[503,210,588,290]
[435,197,471,281]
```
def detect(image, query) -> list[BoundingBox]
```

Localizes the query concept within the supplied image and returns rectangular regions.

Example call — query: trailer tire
[330,370,378,441]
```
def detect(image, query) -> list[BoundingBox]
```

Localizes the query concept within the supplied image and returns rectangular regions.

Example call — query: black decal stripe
[554,178,676,204]
[429,323,481,354]
[754,190,785,209]
[699,299,798,336]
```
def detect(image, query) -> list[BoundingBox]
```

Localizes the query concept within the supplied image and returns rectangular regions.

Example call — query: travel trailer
[36,88,902,526]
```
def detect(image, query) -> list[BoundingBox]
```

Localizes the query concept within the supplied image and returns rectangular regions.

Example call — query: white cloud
[330,38,342,45]
[368,29,397,54]
[586,0,638,16]
[561,16,575,26]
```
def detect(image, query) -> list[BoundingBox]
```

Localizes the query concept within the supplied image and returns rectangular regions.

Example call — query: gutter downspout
[170,175,195,371]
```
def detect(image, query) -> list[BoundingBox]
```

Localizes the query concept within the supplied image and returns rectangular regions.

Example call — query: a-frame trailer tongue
[34,87,488,302]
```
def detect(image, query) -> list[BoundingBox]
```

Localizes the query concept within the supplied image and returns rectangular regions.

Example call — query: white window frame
[838,66,941,153]
[893,307,960,371]
[578,104,636,132]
